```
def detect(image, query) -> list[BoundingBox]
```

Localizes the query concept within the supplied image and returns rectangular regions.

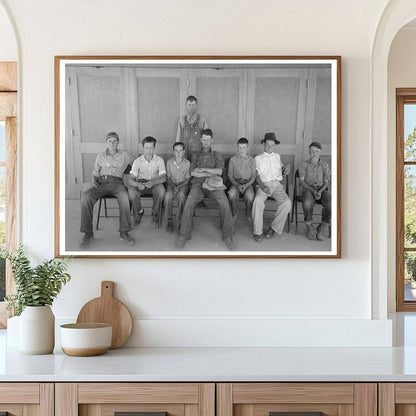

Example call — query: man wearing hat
[79,131,135,248]
[177,128,236,250]
[252,132,291,242]
[299,141,331,240]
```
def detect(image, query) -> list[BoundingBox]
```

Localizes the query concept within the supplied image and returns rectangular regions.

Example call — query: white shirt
[130,154,166,180]
[255,152,283,182]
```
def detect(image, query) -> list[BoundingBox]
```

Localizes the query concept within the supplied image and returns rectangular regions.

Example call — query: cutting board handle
[101,281,115,298]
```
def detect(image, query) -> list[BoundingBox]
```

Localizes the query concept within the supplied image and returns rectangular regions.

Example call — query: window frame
[396,88,416,311]
[0,62,17,328]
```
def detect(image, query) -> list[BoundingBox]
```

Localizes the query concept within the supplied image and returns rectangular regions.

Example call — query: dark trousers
[180,183,234,240]
[163,184,189,227]
[128,183,165,219]
[80,181,131,234]
[302,188,331,224]
[228,185,254,217]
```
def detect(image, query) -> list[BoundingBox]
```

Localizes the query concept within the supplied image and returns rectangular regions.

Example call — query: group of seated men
[79,129,331,251]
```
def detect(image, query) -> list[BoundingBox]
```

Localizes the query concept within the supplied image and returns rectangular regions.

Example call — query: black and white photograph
[55,57,341,258]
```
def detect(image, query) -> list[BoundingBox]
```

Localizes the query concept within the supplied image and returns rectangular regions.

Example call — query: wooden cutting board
[76,281,133,349]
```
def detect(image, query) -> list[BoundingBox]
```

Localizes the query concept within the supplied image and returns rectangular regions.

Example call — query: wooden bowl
[60,323,112,356]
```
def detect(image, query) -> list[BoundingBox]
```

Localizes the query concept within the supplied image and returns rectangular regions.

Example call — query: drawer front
[218,383,376,416]
[56,383,215,416]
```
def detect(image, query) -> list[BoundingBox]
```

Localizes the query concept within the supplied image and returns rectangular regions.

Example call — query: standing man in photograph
[176,129,236,251]
[176,95,208,160]
[128,136,166,226]
[163,141,191,233]
[79,131,134,248]
[299,141,331,240]
[227,137,256,222]
[252,132,291,242]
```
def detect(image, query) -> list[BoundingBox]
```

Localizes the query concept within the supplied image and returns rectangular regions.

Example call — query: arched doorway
[371,0,416,319]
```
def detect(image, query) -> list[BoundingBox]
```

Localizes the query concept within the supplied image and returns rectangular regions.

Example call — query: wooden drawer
[56,383,215,416]
[0,383,53,415]
[217,383,377,416]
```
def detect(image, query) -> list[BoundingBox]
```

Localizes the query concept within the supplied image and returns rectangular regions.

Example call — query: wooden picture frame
[55,56,341,258]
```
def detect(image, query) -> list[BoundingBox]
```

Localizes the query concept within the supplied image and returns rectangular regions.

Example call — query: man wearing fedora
[252,132,291,242]
[176,128,236,250]
[299,141,331,240]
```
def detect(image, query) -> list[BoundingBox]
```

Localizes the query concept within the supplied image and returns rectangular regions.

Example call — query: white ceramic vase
[19,305,55,354]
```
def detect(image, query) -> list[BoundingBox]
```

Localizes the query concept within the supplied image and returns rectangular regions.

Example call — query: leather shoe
[316,224,327,241]
[306,224,316,240]
[265,228,275,239]
[253,234,263,242]
[224,236,236,251]
[79,233,93,248]
[120,232,135,246]
[176,237,187,249]
[134,209,144,226]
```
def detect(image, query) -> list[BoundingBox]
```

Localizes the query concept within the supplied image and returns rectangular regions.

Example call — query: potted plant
[2,245,71,354]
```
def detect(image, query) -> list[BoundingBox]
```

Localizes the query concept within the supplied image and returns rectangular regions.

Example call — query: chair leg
[158,204,164,229]
[96,198,103,230]
[104,197,108,217]
[295,201,299,234]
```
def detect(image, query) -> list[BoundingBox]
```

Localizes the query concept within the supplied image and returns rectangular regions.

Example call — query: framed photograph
[55,56,341,258]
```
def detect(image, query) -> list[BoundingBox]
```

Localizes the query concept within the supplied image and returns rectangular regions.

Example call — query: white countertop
[2,328,416,382]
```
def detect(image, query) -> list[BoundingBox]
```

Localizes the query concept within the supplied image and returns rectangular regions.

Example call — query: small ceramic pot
[19,305,55,354]
[60,323,112,356]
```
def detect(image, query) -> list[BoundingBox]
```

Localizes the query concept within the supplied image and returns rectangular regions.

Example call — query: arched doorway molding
[371,0,416,319]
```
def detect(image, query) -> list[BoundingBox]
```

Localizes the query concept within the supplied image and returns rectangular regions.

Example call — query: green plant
[1,245,71,316]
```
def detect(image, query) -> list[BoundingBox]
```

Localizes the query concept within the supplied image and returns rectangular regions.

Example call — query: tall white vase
[19,306,55,354]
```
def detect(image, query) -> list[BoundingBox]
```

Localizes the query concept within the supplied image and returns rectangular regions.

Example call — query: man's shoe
[224,236,236,251]
[166,219,173,233]
[306,224,316,240]
[253,234,263,242]
[176,237,187,249]
[151,214,159,225]
[79,233,93,248]
[134,209,144,226]
[120,232,135,246]
[316,223,327,241]
[265,228,275,239]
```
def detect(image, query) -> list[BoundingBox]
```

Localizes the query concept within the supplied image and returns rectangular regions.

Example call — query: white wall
[0,0,393,346]
[387,25,416,312]
[0,4,16,62]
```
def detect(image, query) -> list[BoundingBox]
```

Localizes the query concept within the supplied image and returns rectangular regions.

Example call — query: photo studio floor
[65,199,332,253]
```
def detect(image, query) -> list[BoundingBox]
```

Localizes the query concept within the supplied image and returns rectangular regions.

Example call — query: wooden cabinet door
[0,383,53,416]
[217,383,376,416]
[56,383,215,416]
[378,383,416,416]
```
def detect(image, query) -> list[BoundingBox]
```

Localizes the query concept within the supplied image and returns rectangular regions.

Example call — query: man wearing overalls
[176,95,208,160]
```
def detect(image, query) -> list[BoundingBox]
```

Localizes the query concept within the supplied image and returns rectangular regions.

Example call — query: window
[396,89,416,310]
[0,121,5,301]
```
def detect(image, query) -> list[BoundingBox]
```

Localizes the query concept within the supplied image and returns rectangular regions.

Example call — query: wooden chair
[291,169,331,236]
[96,193,163,230]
